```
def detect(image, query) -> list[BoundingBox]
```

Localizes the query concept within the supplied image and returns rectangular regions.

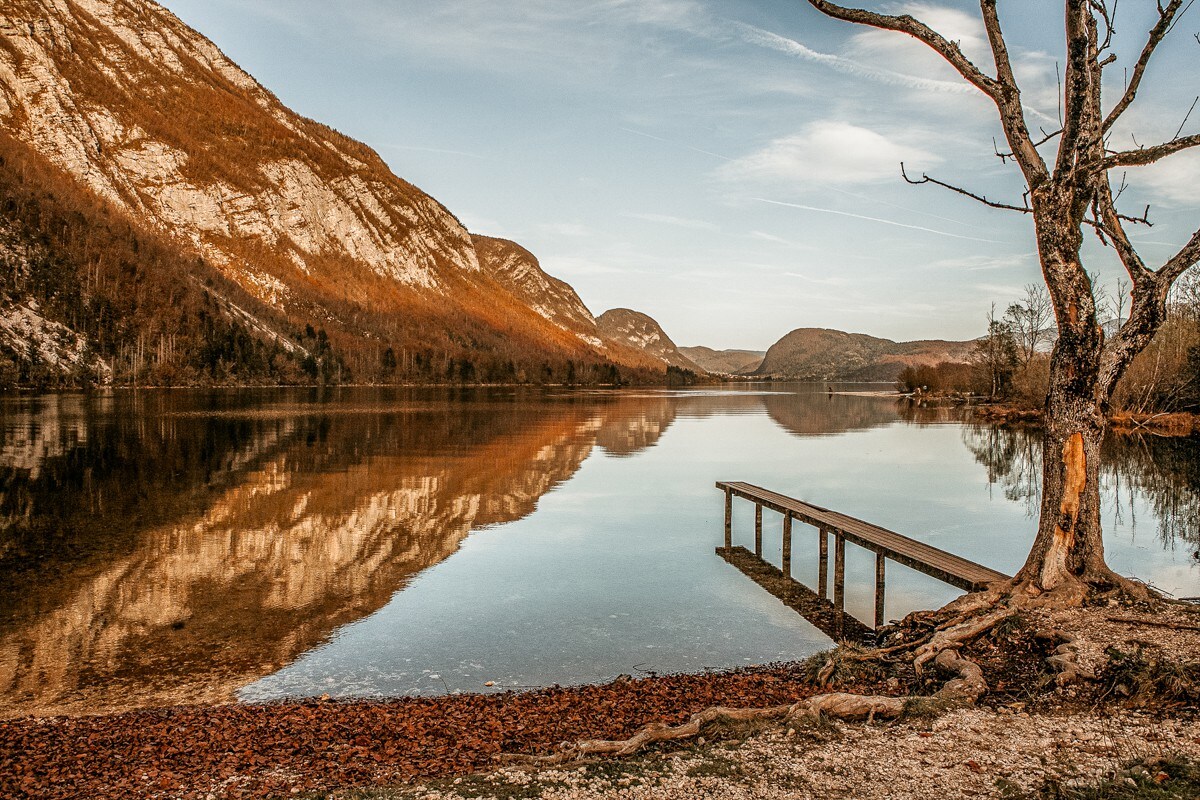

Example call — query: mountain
[0,0,658,387]
[471,235,603,347]
[679,346,765,375]
[596,308,704,372]
[755,328,974,381]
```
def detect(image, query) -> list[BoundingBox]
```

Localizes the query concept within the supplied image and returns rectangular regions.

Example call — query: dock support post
[781,515,792,577]
[875,552,886,629]
[833,533,845,614]
[754,504,763,557]
[818,527,829,599]
[723,488,732,549]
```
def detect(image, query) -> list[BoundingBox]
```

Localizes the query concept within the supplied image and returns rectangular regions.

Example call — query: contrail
[733,23,974,95]
[619,127,732,161]
[754,198,1004,243]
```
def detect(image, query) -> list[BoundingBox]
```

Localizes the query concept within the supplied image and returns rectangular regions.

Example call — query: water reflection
[1,387,1196,718]
[962,422,1200,569]
[0,390,679,717]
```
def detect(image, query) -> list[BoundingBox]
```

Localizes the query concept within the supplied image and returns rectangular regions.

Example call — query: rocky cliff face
[0,0,477,296]
[596,308,703,372]
[755,328,974,381]
[0,0,653,385]
[472,235,602,346]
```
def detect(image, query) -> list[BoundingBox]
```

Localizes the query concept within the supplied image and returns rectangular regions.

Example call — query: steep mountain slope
[471,235,600,346]
[596,309,704,372]
[679,346,765,375]
[0,0,655,386]
[755,328,973,381]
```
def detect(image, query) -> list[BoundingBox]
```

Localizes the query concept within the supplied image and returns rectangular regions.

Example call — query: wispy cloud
[748,231,814,250]
[717,120,941,186]
[782,271,851,286]
[539,222,593,237]
[1133,150,1200,206]
[622,212,721,231]
[925,253,1035,272]
[754,198,1004,243]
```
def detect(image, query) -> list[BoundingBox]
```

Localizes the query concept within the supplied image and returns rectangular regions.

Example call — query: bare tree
[807,0,1200,605]
[1003,283,1053,365]
[975,302,1019,397]
[1110,276,1131,330]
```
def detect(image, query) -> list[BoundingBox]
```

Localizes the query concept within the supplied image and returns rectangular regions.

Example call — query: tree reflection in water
[962,422,1200,567]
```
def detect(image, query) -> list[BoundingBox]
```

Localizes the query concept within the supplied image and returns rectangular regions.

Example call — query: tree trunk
[1014,240,1126,599]
[1016,383,1110,597]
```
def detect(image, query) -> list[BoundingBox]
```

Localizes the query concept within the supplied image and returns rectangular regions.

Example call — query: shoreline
[4,604,1196,799]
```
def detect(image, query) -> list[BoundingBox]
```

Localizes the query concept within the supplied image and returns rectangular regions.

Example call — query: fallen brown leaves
[0,664,856,799]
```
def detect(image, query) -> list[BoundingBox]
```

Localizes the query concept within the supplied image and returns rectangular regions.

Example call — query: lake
[1,385,1197,718]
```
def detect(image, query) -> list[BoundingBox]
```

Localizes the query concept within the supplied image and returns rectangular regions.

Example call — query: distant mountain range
[753,328,975,381]
[679,346,766,376]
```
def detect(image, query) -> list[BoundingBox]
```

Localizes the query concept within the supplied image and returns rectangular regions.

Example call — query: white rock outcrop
[0,0,480,310]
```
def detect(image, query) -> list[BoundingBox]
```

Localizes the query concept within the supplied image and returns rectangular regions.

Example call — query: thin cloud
[622,212,721,231]
[733,22,977,96]
[925,254,1035,272]
[748,231,814,250]
[754,198,1004,243]
[782,271,851,287]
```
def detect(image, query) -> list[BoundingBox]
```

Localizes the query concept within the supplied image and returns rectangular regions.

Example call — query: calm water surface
[1,385,1197,717]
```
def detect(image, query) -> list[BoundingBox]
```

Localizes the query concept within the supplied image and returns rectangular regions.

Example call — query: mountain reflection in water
[0,390,654,716]
[1,387,1196,718]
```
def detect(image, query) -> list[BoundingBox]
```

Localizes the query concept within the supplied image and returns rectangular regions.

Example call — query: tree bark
[1014,233,1124,597]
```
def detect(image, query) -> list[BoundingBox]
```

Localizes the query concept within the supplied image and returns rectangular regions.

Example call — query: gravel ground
[399,708,1200,800]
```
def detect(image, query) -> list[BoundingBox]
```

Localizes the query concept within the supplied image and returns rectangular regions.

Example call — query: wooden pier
[717,481,1009,629]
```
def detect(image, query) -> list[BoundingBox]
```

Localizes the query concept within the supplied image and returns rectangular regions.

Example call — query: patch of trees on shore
[899,278,1200,414]
[0,133,661,391]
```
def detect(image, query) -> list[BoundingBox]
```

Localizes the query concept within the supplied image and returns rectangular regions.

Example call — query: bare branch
[1160,223,1200,284]
[1103,0,1185,131]
[1092,176,1151,281]
[978,0,1050,182]
[1174,95,1199,139]
[901,163,1032,214]
[806,0,1049,185]
[995,129,1062,162]
[1090,0,1116,54]
[805,1,1001,96]
[1106,132,1200,167]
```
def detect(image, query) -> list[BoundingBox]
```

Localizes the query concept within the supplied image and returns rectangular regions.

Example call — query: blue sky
[160,1,1200,350]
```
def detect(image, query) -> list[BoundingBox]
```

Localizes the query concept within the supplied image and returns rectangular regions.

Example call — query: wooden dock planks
[717,481,1009,593]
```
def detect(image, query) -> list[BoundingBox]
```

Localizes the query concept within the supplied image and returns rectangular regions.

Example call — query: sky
[159,0,1200,350]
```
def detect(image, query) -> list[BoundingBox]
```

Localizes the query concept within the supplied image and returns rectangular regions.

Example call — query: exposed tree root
[500,578,1173,767]
[912,608,1010,676]
[1036,630,1094,686]
[500,605,1004,765]
[1106,616,1200,632]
